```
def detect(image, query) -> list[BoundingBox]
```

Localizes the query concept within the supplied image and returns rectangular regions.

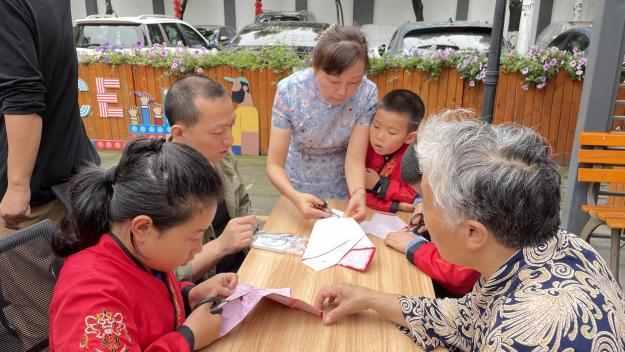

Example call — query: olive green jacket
[176,152,251,281]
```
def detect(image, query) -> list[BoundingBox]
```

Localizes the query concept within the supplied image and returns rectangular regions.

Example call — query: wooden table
[204,197,435,352]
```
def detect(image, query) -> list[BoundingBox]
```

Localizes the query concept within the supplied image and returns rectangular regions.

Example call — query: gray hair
[415,112,561,248]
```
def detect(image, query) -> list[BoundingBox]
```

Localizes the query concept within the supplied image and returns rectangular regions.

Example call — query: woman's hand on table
[315,283,407,328]
[314,283,373,324]
[293,192,331,220]
[345,188,367,222]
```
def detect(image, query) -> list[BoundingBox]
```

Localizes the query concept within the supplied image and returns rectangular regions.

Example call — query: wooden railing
[78,63,595,164]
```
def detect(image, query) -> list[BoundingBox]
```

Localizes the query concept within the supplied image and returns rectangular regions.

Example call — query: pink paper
[339,235,376,271]
[219,284,320,336]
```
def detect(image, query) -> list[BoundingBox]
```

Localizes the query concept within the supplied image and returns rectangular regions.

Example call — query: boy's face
[370,109,416,156]
[171,95,235,162]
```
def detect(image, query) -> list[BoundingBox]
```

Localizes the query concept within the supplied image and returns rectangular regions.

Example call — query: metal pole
[481,0,507,123]
[563,0,625,233]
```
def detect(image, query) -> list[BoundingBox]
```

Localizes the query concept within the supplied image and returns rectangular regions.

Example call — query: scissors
[314,200,340,218]
[407,209,427,236]
[195,296,230,315]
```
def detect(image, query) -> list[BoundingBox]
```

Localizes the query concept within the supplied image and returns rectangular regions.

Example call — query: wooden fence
[78,63,607,164]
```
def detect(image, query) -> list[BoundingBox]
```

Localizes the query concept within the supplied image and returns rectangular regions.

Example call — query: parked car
[194,25,236,49]
[74,15,212,52]
[536,21,592,54]
[386,21,509,56]
[255,10,316,24]
[228,21,330,57]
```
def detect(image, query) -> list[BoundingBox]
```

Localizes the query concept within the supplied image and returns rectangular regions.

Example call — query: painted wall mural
[226,76,260,156]
[95,78,123,118]
[79,74,259,156]
[128,91,171,137]
[77,79,92,118]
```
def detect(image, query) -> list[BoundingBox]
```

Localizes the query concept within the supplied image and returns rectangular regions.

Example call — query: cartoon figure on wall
[128,91,170,136]
[77,79,92,118]
[225,76,260,156]
[153,103,164,126]
[128,106,140,125]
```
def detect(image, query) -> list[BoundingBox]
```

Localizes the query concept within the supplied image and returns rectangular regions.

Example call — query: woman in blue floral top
[314,112,625,351]
[266,26,378,221]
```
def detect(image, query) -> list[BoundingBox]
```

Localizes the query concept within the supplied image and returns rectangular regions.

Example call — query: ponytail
[53,166,115,257]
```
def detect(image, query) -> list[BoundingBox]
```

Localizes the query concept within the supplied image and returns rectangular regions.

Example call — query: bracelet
[350,186,365,197]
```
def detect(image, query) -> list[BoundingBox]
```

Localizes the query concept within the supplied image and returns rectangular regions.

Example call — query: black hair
[379,89,425,132]
[53,138,223,257]
[312,25,369,76]
[165,75,227,126]
[401,142,421,185]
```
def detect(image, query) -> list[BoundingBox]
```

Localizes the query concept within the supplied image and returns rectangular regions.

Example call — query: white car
[74,14,212,55]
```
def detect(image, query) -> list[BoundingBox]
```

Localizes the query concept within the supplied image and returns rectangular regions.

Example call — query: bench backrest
[577,132,625,207]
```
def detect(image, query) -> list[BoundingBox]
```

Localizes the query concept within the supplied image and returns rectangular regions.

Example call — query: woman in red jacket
[50,138,237,352]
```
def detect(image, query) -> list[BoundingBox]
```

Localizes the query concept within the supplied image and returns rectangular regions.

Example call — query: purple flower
[570,60,577,68]
[543,63,550,71]
[538,76,546,82]
[522,84,529,91]
[521,67,529,75]
[469,80,476,87]
[537,83,546,90]
[550,58,558,66]
[576,70,584,76]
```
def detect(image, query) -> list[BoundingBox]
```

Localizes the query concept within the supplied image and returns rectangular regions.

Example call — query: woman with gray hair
[314,111,625,351]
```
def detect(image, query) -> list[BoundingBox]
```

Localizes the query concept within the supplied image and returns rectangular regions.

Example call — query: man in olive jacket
[166,75,256,282]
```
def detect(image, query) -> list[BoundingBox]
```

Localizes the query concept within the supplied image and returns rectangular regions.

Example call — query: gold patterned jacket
[399,230,625,351]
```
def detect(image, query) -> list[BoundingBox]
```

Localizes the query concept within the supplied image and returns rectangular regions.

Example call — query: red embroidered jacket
[410,242,481,296]
[365,143,417,212]
[49,235,193,352]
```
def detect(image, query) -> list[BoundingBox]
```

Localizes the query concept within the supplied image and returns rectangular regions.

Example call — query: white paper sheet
[302,216,365,271]
[360,213,407,239]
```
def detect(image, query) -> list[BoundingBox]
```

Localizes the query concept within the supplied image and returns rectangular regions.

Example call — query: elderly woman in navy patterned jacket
[314,110,625,351]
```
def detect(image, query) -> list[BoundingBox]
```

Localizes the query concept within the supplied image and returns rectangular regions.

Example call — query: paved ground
[99,151,624,283]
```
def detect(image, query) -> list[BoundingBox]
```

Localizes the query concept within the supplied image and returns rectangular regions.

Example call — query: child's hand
[365,169,380,190]
[385,231,418,254]
[294,192,331,220]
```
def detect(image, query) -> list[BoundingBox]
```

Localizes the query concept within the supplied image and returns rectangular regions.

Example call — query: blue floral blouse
[272,68,378,199]
[399,230,625,351]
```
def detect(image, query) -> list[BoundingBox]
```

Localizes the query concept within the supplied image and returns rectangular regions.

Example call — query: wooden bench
[578,132,625,281]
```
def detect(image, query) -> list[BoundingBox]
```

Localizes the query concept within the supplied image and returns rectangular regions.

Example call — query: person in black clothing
[0,0,100,348]
[0,0,99,235]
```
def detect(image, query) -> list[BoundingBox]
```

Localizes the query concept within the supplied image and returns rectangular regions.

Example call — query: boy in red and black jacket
[365,90,423,213]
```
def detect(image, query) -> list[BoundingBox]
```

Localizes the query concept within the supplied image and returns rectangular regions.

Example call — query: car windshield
[402,28,491,54]
[197,28,217,40]
[231,25,325,47]
[75,24,144,48]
